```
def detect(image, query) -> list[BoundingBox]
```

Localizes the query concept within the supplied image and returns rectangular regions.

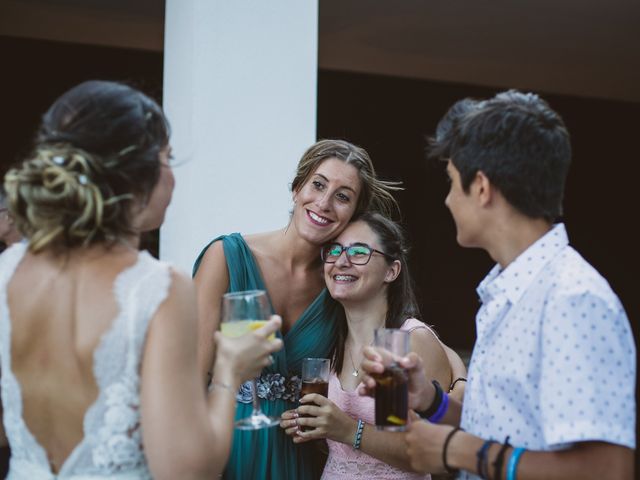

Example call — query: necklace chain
[346,329,380,378]
[347,338,374,377]
[348,348,360,377]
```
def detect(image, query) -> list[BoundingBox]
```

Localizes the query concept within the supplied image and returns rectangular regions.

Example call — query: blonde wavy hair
[5,145,133,252]
[4,80,169,253]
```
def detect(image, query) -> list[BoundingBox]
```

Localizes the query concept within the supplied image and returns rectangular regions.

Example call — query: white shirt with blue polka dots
[460,224,635,478]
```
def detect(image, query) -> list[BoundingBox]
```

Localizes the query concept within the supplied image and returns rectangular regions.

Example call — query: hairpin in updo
[118,145,138,157]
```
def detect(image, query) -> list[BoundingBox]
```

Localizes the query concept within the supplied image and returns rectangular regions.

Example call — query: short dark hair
[429,90,571,222]
[329,212,421,373]
[5,80,170,252]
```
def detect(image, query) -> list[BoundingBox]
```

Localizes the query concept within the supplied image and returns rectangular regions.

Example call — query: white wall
[161,0,318,272]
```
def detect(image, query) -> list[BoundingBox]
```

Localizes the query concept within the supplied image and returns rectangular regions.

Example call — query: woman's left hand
[284,394,357,444]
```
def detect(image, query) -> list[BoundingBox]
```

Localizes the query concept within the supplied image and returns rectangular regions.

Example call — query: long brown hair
[329,212,421,374]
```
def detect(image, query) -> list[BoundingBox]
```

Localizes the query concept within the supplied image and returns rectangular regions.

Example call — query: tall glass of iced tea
[373,328,409,431]
[299,358,330,431]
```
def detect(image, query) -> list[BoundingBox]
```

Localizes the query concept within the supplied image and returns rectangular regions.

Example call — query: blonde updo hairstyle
[291,139,401,219]
[4,80,169,253]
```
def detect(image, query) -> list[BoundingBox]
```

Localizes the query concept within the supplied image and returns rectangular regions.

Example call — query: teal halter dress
[193,233,340,480]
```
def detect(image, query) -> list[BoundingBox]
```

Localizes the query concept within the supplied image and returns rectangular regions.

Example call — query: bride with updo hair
[0,80,282,479]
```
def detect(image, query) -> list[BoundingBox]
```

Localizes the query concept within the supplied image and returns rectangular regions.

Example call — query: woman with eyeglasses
[192,140,402,480]
[280,212,462,479]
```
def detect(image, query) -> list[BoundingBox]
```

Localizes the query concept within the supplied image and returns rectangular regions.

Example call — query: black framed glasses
[321,242,394,265]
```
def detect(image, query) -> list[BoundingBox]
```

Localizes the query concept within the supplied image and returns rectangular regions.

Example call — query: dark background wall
[1,35,638,473]
[317,69,640,353]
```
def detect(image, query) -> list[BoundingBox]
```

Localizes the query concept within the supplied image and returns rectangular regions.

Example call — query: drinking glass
[220,290,279,430]
[299,358,330,431]
[373,328,409,431]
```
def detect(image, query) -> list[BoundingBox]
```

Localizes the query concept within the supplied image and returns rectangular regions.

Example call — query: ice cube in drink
[374,364,408,431]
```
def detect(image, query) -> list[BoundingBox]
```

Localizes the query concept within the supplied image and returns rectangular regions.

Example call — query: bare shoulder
[408,321,451,386]
[154,269,197,325]
[194,240,228,286]
[168,268,196,297]
[198,239,226,268]
[407,321,442,347]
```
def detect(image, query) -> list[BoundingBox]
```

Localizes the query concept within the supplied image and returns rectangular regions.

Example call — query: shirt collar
[477,223,569,305]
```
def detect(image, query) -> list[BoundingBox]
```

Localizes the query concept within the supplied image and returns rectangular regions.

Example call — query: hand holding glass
[299,358,330,431]
[373,328,409,431]
[220,290,280,430]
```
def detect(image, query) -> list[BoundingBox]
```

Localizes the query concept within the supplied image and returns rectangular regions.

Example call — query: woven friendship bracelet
[352,419,365,450]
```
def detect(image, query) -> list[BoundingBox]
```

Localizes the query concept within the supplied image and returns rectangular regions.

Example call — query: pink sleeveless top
[321,318,431,480]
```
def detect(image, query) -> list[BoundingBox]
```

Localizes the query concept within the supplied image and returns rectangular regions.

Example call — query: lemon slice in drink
[248,321,277,340]
[386,415,406,426]
[221,320,276,340]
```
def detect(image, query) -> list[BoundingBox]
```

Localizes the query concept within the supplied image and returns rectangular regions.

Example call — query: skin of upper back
[7,247,140,470]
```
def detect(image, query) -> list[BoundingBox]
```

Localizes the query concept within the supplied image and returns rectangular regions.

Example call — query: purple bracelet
[428,391,449,423]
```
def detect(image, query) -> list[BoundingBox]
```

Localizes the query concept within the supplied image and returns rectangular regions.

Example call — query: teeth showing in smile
[334,275,357,282]
[308,211,330,224]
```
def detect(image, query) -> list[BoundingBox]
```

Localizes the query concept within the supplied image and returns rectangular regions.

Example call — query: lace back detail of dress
[0,246,171,479]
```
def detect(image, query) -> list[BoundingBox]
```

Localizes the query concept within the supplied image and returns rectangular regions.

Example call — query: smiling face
[324,220,400,306]
[291,157,362,246]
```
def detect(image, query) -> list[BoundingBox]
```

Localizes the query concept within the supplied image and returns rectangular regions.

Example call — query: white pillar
[161,0,318,272]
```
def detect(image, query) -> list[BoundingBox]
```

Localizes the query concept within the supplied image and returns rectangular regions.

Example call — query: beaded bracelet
[352,419,365,450]
[506,447,525,480]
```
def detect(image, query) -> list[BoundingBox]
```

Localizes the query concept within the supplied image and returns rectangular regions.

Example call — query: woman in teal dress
[193,139,400,479]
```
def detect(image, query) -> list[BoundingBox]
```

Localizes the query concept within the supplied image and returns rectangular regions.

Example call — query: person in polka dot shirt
[359,90,635,479]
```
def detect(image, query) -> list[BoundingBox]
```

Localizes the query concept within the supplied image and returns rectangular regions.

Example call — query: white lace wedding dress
[0,243,171,479]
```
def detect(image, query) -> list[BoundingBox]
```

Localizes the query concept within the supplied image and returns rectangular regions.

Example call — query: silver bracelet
[209,380,236,394]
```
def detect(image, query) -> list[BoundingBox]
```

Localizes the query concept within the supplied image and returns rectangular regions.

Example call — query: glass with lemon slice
[220,290,279,430]
[372,328,409,431]
[220,320,275,339]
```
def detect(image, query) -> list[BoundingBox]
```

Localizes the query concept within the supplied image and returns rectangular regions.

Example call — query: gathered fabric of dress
[0,243,172,480]
[193,233,341,480]
[321,318,431,480]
